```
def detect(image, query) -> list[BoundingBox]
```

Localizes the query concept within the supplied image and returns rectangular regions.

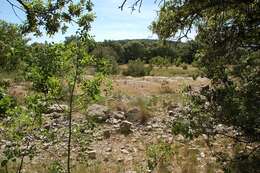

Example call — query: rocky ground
[1,76,227,173]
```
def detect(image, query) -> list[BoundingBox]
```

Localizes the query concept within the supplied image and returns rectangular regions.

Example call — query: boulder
[112,111,125,120]
[47,104,68,114]
[106,117,121,124]
[87,104,110,122]
[121,148,130,154]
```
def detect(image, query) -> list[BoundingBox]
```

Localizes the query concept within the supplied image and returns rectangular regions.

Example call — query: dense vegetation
[150,0,260,171]
[0,20,198,78]
[92,39,198,64]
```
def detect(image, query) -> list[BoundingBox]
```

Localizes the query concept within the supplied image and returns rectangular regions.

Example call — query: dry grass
[150,65,200,77]
[119,64,200,77]
[111,76,209,97]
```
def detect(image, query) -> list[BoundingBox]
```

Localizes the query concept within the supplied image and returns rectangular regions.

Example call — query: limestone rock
[87,104,110,122]
[47,104,68,113]
[112,111,125,120]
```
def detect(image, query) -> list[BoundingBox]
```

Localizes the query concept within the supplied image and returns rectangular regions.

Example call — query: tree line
[91,39,198,65]
[0,20,198,76]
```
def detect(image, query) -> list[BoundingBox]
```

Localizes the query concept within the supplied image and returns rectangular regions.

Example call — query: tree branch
[15,0,30,12]
[5,0,25,12]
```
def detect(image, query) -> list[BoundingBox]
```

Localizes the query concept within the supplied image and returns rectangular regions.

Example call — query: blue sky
[0,0,159,42]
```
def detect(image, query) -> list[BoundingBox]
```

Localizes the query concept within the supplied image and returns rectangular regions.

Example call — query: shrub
[136,98,152,124]
[127,97,152,124]
[0,80,11,88]
[123,59,152,77]
[107,56,120,75]
[174,57,182,67]
[94,55,119,75]
[146,141,174,172]
[149,56,171,68]
[181,64,188,70]
[48,161,64,173]
[0,87,16,118]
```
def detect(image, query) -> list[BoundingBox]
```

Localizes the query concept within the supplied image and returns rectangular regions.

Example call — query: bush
[174,57,182,67]
[123,59,152,77]
[135,97,152,124]
[0,80,11,88]
[107,56,120,75]
[149,56,171,68]
[48,161,64,173]
[0,86,16,118]
[181,64,188,70]
[95,56,120,75]
[146,141,174,171]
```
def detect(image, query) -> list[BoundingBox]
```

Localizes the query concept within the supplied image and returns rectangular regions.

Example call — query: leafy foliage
[92,46,120,75]
[6,0,95,35]
[152,0,260,170]
[1,4,102,172]
[123,59,152,77]
[0,86,16,118]
[146,141,174,171]
[149,56,171,68]
[24,43,65,93]
[0,88,45,173]
[0,20,28,72]
[93,39,197,64]
[48,161,65,173]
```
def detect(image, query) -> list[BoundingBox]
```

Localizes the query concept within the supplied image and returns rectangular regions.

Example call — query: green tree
[92,46,119,62]
[5,0,95,35]
[175,41,198,64]
[91,46,120,75]
[123,41,146,62]
[0,20,28,72]
[150,0,260,171]
[24,43,65,94]
[148,43,176,62]
[103,40,125,64]
[3,1,98,173]
[0,83,47,173]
